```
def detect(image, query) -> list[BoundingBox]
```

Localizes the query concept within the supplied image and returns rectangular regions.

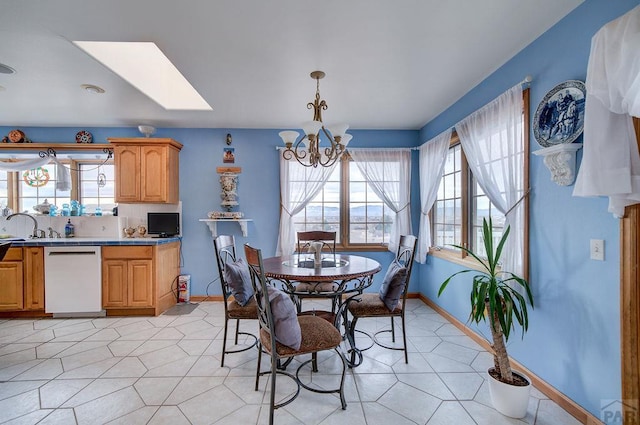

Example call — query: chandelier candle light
[279,71,352,168]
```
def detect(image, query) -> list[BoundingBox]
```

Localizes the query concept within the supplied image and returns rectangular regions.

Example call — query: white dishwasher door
[44,246,103,315]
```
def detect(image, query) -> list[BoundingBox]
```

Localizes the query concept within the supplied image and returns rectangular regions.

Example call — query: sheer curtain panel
[276,154,338,255]
[349,149,412,253]
[417,128,452,263]
[457,84,526,277]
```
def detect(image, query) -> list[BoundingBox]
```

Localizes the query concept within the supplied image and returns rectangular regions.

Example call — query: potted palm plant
[438,217,534,418]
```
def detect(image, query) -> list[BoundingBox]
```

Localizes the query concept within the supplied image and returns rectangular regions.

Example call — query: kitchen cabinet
[109,138,182,204]
[0,247,44,312]
[24,247,45,310]
[102,242,180,315]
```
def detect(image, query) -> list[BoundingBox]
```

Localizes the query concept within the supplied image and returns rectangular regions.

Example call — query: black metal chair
[344,235,417,365]
[296,230,336,264]
[244,243,347,425]
[294,231,339,319]
[213,235,258,367]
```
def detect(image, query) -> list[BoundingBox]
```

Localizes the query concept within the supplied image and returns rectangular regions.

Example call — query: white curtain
[276,153,338,255]
[416,128,452,263]
[349,148,412,253]
[0,156,51,172]
[457,84,526,277]
[573,5,640,218]
[55,159,71,191]
[0,156,71,191]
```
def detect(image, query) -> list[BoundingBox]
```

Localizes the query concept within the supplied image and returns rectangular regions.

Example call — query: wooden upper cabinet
[109,138,182,204]
[114,145,141,202]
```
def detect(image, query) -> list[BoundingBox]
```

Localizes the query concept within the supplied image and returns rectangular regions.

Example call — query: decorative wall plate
[1,129,30,143]
[533,80,586,147]
[75,130,93,144]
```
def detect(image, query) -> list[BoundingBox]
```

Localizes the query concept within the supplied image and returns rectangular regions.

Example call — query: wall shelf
[533,143,583,186]
[0,143,111,152]
[199,219,253,237]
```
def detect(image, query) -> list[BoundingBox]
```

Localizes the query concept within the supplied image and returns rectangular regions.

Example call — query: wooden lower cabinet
[0,260,24,310]
[0,247,44,313]
[24,247,45,310]
[102,242,179,315]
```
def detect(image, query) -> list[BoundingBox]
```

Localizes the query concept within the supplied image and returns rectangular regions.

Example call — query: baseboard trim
[419,294,603,425]
[189,295,224,302]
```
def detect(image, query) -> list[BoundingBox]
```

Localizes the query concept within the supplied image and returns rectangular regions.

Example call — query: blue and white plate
[533,80,586,148]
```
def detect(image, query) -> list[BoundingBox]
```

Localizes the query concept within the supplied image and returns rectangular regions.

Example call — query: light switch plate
[590,239,604,261]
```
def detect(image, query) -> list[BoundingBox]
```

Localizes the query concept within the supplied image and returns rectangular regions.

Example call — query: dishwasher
[44,246,105,316]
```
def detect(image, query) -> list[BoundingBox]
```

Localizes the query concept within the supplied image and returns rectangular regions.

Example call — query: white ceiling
[0,0,583,131]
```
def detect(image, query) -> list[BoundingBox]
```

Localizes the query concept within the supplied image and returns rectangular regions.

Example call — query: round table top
[262,254,382,282]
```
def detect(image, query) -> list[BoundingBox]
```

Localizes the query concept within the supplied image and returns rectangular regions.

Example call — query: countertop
[1,237,182,247]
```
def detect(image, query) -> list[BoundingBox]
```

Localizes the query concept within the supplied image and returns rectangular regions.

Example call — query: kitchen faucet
[48,227,61,238]
[6,212,44,238]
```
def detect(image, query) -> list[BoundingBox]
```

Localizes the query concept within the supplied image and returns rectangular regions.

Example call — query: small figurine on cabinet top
[2,129,31,143]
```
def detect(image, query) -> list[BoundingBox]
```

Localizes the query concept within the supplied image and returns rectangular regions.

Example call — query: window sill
[337,245,390,253]
[429,248,489,272]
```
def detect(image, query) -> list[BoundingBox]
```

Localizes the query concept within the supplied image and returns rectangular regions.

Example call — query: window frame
[429,89,530,279]
[0,158,114,212]
[293,152,394,252]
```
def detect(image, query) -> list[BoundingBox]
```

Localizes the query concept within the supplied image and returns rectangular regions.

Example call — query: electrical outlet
[590,239,604,261]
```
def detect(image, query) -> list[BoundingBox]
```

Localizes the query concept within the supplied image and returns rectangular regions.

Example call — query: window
[292,164,341,243]
[431,89,529,272]
[0,169,8,208]
[433,143,463,250]
[291,154,396,249]
[19,164,70,213]
[470,171,506,258]
[348,161,395,245]
[78,162,115,209]
[0,158,114,214]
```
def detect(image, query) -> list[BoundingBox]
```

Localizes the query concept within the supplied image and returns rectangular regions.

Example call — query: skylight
[73,41,212,111]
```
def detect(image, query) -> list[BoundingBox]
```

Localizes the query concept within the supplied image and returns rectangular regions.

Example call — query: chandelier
[279,71,352,168]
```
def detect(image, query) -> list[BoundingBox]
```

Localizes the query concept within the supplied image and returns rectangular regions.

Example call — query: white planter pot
[487,369,531,418]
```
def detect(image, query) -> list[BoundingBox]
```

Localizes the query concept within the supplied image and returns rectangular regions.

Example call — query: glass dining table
[261,253,382,367]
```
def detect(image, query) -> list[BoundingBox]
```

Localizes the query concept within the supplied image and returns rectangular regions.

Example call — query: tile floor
[0,299,582,425]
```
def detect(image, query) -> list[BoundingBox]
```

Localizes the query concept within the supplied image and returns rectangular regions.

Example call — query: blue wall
[419,0,639,418]
[0,126,420,297]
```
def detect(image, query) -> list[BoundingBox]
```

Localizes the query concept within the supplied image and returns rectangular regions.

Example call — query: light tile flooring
[0,299,581,425]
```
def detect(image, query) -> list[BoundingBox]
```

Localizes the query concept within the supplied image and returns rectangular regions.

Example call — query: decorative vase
[123,227,136,238]
[219,172,239,211]
[487,368,531,418]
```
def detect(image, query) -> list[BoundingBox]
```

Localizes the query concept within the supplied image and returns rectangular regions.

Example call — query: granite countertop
[1,237,182,246]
